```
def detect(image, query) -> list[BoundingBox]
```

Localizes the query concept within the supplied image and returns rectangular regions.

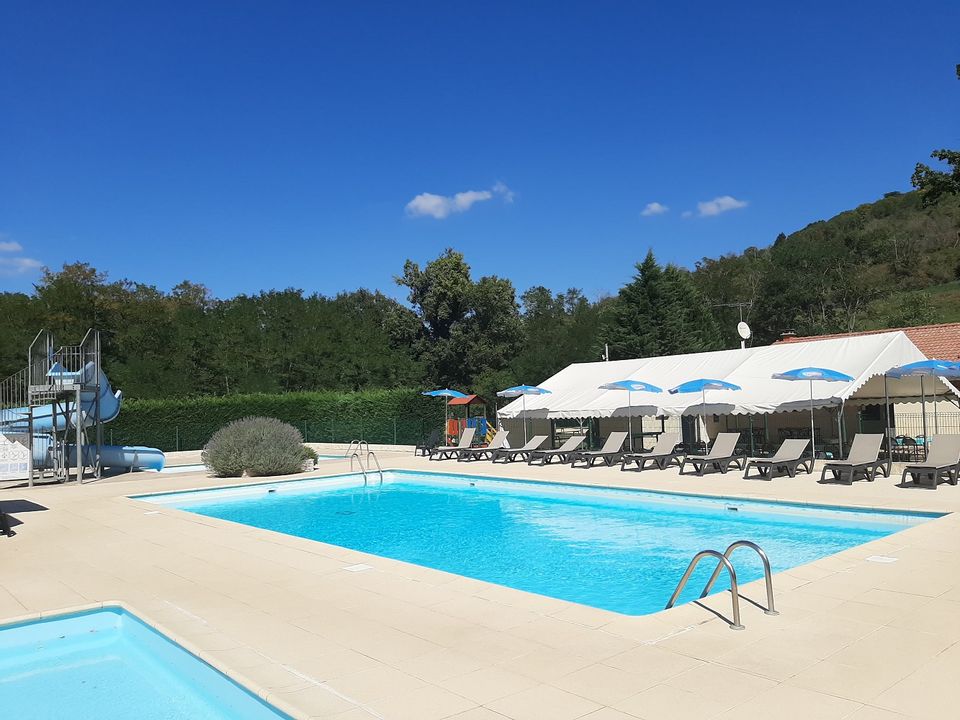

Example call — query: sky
[1,1,958,302]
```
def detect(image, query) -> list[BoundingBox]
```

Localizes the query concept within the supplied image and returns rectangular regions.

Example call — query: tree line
[1,150,958,404]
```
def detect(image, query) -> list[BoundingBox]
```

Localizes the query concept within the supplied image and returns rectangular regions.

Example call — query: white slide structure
[1,363,165,472]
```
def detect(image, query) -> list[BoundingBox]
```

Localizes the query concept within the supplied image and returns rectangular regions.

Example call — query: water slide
[1,363,165,472]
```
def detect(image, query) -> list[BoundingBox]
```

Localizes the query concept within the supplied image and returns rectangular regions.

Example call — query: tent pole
[522,394,528,445]
[884,374,891,470]
[627,390,633,452]
[920,375,928,461]
[809,379,816,464]
[934,382,939,434]
[701,388,707,447]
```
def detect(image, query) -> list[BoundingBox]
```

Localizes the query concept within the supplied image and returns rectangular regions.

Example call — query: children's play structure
[0,329,165,485]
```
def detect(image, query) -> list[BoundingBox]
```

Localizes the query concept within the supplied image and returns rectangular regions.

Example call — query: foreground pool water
[0,607,289,719]
[143,471,940,615]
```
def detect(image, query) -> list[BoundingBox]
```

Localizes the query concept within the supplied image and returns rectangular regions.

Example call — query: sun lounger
[819,433,884,484]
[742,438,812,479]
[492,435,547,463]
[680,432,745,475]
[900,434,960,489]
[527,435,586,465]
[457,429,509,461]
[620,432,683,471]
[429,426,477,460]
[415,428,442,457]
[570,431,628,468]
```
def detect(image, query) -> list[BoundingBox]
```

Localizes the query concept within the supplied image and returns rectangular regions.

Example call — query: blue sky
[1,1,958,301]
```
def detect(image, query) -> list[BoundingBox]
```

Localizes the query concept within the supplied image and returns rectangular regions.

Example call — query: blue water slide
[1,362,165,472]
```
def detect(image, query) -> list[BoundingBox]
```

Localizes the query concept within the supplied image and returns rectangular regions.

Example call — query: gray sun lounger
[680,432,745,475]
[415,427,443,457]
[742,438,812,479]
[457,428,509,461]
[492,435,547,463]
[900,434,960,489]
[527,435,586,465]
[819,433,884,484]
[620,432,682,471]
[429,426,477,460]
[570,431,628,468]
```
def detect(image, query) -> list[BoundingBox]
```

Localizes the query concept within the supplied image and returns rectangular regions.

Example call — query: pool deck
[2,451,960,719]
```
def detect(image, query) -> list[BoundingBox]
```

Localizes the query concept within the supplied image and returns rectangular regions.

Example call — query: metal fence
[892,412,960,438]
[108,417,440,453]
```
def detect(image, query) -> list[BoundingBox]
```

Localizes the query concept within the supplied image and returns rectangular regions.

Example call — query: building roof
[776,322,960,361]
[447,394,485,406]
[498,331,959,419]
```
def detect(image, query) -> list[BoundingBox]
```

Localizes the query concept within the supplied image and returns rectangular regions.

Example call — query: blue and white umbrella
[772,367,854,462]
[422,388,469,432]
[885,360,960,445]
[668,379,741,443]
[598,379,662,451]
[497,385,552,444]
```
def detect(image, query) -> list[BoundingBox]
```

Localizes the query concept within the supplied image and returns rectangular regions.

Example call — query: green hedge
[107,388,446,452]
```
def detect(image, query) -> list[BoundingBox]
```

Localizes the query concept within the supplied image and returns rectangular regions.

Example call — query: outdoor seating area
[417,333,960,490]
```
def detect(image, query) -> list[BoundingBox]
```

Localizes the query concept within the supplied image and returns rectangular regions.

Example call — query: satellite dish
[737,322,751,340]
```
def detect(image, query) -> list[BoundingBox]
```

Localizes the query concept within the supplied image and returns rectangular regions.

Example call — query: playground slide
[2,362,165,472]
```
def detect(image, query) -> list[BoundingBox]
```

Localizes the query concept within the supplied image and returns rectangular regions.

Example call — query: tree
[600,250,722,359]
[395,249,522,389]
[912,149,960,206]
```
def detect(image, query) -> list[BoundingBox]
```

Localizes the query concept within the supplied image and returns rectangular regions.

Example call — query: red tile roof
[447,394,485,406]
[775,322,960,360]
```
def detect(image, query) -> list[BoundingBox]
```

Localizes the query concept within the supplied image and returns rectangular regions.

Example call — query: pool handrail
[665,549,744,630]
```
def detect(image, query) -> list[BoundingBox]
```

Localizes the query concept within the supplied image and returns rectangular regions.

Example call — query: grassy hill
[693,190,960,344]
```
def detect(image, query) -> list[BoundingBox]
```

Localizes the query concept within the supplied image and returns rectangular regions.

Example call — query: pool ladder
[349,448,384,489]
[345,439,370,457]
[665,540,778,630]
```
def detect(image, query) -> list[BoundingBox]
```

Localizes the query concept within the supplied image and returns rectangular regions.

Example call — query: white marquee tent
[498,332,959,420]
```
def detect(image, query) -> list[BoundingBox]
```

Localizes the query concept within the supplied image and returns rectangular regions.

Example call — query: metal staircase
[0,329,105,485]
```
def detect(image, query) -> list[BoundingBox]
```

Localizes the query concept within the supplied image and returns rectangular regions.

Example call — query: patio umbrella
[771,367,854,464]
[421,388,468,438]
[886,360,960,459]
[668,379,741,446]
[598,379,663,452]
[496,384,552,445]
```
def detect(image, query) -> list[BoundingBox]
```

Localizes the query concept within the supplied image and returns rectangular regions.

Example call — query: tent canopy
[498,332,960,419]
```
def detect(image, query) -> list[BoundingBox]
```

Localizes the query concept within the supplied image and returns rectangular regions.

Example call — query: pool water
[0,607,289,719]
[143,471,939,616]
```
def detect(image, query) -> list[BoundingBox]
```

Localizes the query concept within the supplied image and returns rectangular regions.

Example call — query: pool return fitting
[665,540,778,630]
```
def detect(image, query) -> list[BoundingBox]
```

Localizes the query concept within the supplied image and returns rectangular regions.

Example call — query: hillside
[692,190,960,345]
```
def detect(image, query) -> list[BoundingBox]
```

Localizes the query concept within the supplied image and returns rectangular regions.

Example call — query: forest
[1,152,958,405]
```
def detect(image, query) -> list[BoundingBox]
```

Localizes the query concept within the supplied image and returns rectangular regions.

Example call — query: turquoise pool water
[0,607,289,719]
[143,471,939,615]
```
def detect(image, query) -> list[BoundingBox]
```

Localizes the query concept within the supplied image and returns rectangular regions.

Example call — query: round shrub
[202,416,313,477]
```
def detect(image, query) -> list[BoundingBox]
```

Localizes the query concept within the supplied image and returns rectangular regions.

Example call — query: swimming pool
[142,471,940,616]
[0,607,289,719]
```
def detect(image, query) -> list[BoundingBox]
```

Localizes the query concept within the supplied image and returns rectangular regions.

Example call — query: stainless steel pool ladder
[344,439,370,457]
[665,540,778,630]
[349,450,384,488]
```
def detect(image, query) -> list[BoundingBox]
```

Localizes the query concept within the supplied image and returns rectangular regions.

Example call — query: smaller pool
[0,607,290,719]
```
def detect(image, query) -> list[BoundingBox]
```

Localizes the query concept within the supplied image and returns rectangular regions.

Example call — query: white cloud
[0,257,43,275]
[0,240,23,252]
[405,182,514,219]
[697,195,748,217]
[681,210,693,219]
[640,202,669,217]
